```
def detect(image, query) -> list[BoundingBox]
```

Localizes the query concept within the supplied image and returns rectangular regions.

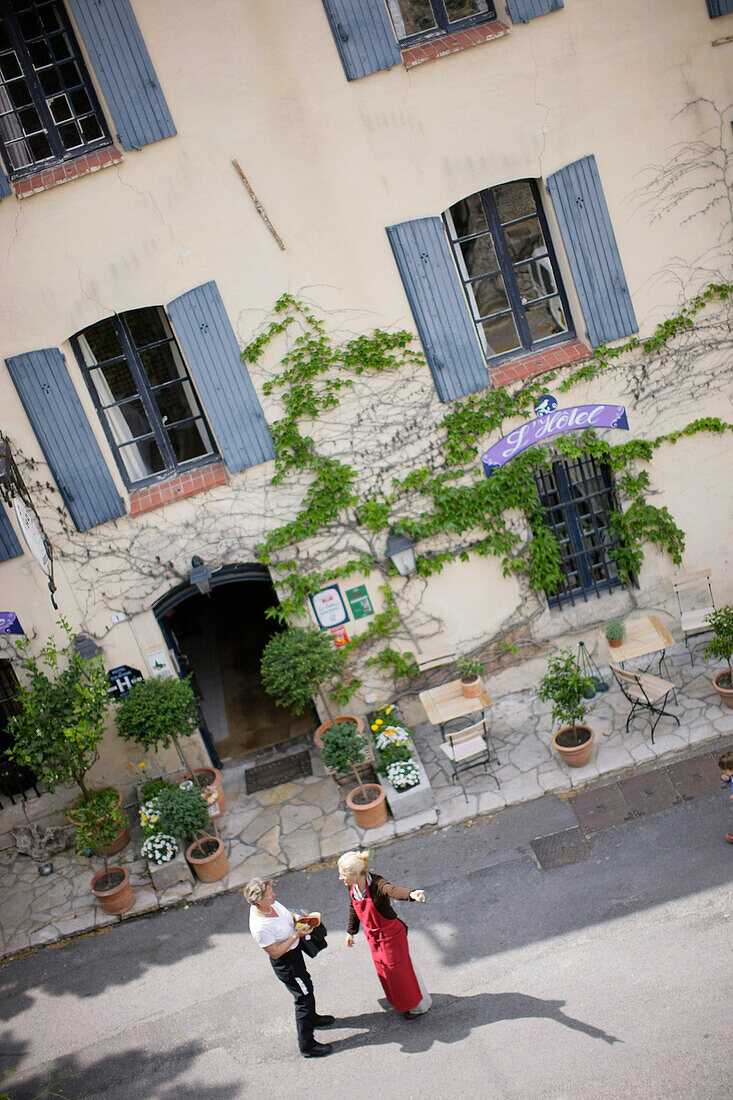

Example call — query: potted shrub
[604,619,626,648]
[70,786,129,854]
[456,654,484,698]
[260,625,345,719]
[76,803,134,915]
[116,677,225,813]
[320,722,387,830]
[154,784,228,882]
[537,649,595,767]
[704,605,733,708]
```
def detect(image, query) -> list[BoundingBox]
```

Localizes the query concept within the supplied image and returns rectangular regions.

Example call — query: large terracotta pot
[712,670,733,709]
[552,725,594,767]
[186,836,229,882]
[179,767,226,818]
[314,714,365,748]
[460,675,483,699]
[91,866,134,914]
[67,788,130,855]
[346,783,388,830]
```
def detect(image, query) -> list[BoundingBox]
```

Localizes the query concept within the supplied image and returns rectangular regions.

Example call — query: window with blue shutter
[5,347,126,531]
[0,167,11,200]
[547,155,638,347]
[67,0,175,150]
[0,503,22,563]
[706,1,733,17]
[166,282,276,474]
[322,0,401,80]
[386,217,488,402]
[505,0,563,24]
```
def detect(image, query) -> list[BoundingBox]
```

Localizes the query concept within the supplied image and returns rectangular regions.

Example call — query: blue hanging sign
[481,404,629,478]
[0,612,24,634]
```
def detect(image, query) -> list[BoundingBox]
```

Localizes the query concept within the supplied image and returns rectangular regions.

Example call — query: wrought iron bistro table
[418,679,493,737]
[599,614,675,677]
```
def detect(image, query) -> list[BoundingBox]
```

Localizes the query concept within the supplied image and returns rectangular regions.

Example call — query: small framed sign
[330,625,350,647]
[310,585,349,629]
[345,584,374,620]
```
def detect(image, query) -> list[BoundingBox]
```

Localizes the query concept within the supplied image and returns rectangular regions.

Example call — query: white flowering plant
[139,797,162,837]
[386,760,420,792]
[141,833,178,865]
[375,725,411,750]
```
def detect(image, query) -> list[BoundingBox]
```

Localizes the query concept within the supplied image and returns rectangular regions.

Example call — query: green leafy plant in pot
[320,721,387,830]
[536,649,595,767]
[456,654,484,698]
[604,619,626,647]
[76,799,134,915]
[260,625,345,719]
[154,784,228,882]
[704,605,733,708]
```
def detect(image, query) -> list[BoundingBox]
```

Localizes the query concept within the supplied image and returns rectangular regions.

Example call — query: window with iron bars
[534,454,622,608]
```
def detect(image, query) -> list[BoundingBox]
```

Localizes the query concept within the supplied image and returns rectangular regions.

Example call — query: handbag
[300,920,328,958]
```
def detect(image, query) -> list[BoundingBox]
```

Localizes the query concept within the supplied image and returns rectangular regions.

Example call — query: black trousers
[270,945,317,1051]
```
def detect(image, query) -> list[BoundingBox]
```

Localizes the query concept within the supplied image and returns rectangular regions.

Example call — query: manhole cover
[244,750,312,794]
[530,827,592,871]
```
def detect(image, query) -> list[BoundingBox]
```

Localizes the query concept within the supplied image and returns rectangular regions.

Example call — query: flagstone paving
[1,641,731,961]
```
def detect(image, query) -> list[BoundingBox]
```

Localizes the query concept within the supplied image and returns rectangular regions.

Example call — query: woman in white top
[243,877,335,1058]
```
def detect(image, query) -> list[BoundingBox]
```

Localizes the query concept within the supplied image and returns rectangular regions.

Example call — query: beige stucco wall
[1,0,732,786]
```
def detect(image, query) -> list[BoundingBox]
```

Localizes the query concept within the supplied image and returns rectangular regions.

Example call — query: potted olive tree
[320,722,387,830]
[115,676,225,814]
[6,620,127,851]
[77,803,135,915]
[260,625,345,721]
[537,649,595,767]
[705,605,733,708]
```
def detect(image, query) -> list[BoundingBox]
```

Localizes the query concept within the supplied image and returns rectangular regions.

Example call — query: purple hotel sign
[481,404,629,478]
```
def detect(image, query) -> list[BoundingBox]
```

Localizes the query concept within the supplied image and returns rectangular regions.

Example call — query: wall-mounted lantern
[386,530,417,577]
[189,555,213,595]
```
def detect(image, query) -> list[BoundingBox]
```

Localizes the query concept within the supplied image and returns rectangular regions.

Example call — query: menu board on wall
[309,585,349,629]
[345,584,374,620]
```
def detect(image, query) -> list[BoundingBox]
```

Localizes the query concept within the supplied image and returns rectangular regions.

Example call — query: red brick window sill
[129,462,229,517]
[488,339,591,389]
[11,145,123,200]
[401,20,510,70]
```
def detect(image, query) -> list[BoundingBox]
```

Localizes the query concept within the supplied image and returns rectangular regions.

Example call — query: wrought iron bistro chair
[609,662,679,744]
[438,716,499,801]
[672,569,715,665]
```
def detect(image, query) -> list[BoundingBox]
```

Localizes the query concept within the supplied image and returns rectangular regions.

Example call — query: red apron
[351,885,422,1012]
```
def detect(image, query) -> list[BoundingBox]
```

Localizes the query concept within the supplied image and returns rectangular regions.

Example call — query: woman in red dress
[338,849,432,1019]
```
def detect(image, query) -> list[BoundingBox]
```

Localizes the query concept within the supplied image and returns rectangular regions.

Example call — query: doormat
[244,750,313,795]
[530,827,592,871]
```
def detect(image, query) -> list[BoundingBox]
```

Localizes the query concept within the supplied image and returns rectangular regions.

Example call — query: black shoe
[301,1041,333,1058]
[313,1014,336,1027]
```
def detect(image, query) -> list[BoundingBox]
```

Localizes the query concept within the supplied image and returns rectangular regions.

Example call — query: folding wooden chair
[672,569,715,665]
[609,662,679,743]
[438,716,499,801]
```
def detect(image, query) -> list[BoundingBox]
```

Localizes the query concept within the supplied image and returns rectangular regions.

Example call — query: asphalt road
[1,789,731,1100]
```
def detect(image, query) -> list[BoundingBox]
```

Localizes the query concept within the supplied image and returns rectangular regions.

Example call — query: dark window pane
[50,31,71,61]
[154,382,193,424]
[140,347,184,390]
[494,180,537,224]
[114,398,154,441]
[386,1,437,37]
[83,318,124,363]
[17,104,42,133]
[79,113,102,142]
[8,79,32,108]
[505,216,544,264]
[58,59,80,88]
[90,361,138,403]
[58,119,81,148]
[48,93,70,122]
[27,130,51,159]
[459,233,499,280]
[27,39,52,68]
[69,86,90,115]
[17,12,42,40]
[167,421,212,464]
[37,65,60,95]
[445,0,490,21]
[448,192,488,238]
[470,272,510,318]
[480,313,520,356]
[525,297,567,341]
[38,3,63,34]
[125,307,168,348]
[0,53,22,81]
[118,437,165,480]
[0,23,11,51]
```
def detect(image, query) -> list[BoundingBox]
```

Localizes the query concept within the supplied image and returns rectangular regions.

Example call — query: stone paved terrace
[1,641,732,961]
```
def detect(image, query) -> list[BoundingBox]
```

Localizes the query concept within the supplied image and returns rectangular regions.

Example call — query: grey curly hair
[243,877,272,905]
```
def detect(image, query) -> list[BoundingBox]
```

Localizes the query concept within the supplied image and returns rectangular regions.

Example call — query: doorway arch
[154,564,313,760]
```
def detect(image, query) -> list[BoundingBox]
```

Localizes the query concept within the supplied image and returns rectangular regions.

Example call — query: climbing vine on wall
[242,285,733,701]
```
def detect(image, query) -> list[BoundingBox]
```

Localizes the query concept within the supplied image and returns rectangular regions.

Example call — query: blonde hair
[338,849,370,876]
[243,877,271,904]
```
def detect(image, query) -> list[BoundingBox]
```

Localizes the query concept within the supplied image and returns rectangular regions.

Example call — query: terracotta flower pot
[712,670,733,709]
[314,714,365,748]
[179,767,226,818]
[460,675,483,698]
[186,836,229,882]
[91,866,134,914]
[552,725,594,767]
[346,783,388,830]
[608,637,624,648]
[67,788,130,855]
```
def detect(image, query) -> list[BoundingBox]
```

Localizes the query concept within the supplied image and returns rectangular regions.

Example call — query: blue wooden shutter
[5,348,125,531]
[322,0,401,80]
[386,217,488,402]
[0,505,22,563]
[0,168,11,201]
[506,0,563,22]
[706,1,733,16]
[166,282,275,473]
[67,0,176,150]
[547,155,638,347]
